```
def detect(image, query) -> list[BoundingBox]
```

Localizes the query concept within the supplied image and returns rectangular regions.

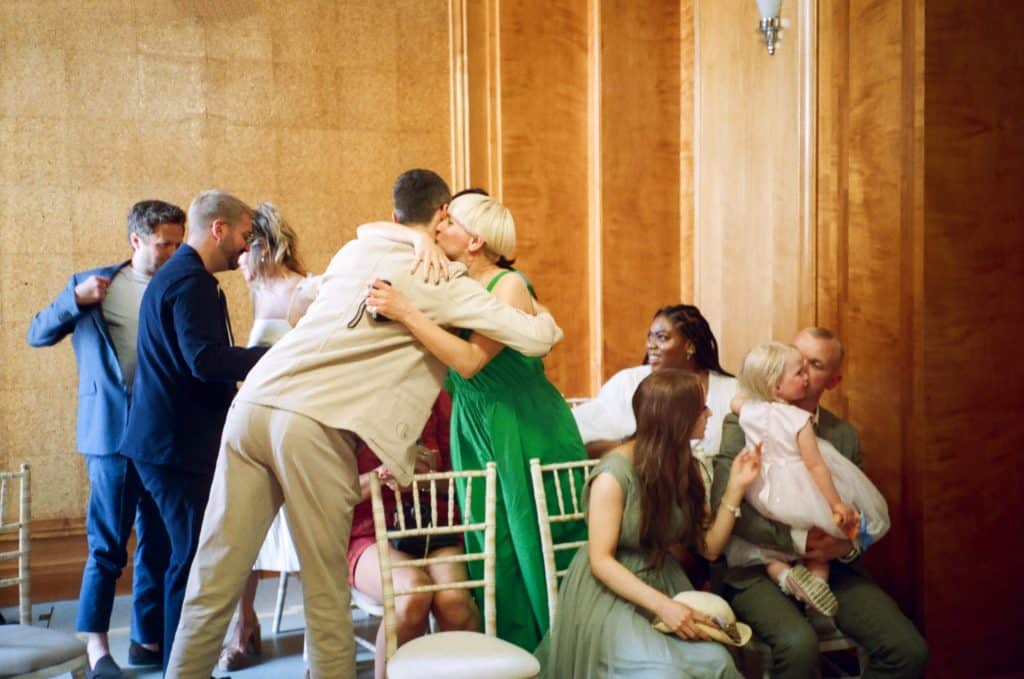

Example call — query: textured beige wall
[0,0,451,520]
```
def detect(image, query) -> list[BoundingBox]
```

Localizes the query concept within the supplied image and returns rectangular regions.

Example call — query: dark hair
[643,304,733,376]
[127,200,186,242]
[392,169,451,225]
[451,187,489,200]
[631,370,708,568]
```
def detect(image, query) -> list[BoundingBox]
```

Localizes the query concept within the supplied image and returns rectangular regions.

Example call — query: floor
[1,576,377,678]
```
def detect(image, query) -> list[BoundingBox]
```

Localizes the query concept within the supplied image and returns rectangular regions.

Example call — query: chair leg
[273,571,290,635]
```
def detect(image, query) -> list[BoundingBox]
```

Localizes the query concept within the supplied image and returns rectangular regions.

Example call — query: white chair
[369,461,539,679]
[275,569,379,655]
[0,464,87,679]
[527,457,599,626]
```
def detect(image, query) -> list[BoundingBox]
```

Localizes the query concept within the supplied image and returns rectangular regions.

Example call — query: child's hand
[831,502,859,537]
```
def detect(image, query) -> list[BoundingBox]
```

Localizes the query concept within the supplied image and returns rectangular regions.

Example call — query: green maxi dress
[448,269,588,651]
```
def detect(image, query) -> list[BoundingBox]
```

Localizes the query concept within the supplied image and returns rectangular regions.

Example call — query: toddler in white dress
[726,342,889,616]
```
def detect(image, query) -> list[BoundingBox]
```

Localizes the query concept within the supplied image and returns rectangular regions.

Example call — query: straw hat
[652,590,753,647]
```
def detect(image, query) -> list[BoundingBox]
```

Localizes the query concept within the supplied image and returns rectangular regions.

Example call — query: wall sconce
[755,0,782,55]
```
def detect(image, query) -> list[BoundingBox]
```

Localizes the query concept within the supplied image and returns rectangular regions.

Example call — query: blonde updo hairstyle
[448,193,516,265]
[248,202,305,283]
[738,341,801,402]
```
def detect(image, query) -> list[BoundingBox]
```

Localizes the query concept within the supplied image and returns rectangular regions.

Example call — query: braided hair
[644,305,733,377]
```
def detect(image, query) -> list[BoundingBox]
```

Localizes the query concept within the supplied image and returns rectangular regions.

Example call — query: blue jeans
[77,454,169,645]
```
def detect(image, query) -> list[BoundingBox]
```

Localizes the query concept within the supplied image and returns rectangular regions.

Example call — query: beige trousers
[166,400,361,679]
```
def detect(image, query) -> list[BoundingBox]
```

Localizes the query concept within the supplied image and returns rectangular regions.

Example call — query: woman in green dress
[536,370,761,678]
[361,191,588,651]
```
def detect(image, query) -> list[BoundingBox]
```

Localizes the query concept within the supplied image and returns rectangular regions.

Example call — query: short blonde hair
[738,341,800,402]
[187,189,251,235]
[449,193,516,260]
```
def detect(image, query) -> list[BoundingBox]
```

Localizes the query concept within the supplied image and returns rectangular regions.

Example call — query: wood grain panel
[599,0,681,382]
[497,0,590,396]
[834,0,913,608]
[694,0,806,375]
[918,1,1024,673]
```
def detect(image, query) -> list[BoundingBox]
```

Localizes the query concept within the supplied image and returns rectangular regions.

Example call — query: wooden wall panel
[694,0,806,375]
[598,0,681,382]
[495,0,591,397]
[918,1,1024,674]
[826,0,916,607]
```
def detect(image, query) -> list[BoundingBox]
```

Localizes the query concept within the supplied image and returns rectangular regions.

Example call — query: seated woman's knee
[392,568,434,626]
[431,587,478,631]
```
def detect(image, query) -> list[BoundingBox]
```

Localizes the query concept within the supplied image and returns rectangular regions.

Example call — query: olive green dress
[448,270,588,651]
[535,454,742,678]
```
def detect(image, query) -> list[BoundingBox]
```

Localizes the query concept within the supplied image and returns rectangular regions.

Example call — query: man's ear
[129,232,142,251]
[391,210,399,224]
[825,372,843,390]
[210,218,227,243]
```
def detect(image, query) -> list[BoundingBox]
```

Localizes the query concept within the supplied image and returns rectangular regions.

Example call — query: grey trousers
[726,563,928,679]
[166,401,361,679]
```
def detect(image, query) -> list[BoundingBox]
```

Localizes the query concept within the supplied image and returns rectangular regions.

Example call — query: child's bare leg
[765,559,789,584]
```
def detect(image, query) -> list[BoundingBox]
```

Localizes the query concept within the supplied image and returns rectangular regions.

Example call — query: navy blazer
[28,261,132,456]
[121,245,267,473]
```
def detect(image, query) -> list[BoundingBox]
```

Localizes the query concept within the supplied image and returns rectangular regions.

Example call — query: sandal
[218,622,262,671]
[786,564,839,617]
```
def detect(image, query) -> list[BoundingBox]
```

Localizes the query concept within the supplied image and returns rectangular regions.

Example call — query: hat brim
[697,621,752,647]
[653,618,752,647]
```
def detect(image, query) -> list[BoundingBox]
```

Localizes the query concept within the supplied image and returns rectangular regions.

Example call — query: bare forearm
[399,306,488,378]
[702,484,745,560]
[591,554,672,618]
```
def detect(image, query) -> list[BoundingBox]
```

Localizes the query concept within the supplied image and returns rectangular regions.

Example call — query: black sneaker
[86,655,123,679]
[128,641,161,666]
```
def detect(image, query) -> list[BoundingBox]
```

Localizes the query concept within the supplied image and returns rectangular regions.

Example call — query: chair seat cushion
[0,623,87,677]
[388,631,539,679]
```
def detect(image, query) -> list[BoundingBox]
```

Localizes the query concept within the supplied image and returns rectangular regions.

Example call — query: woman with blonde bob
[360,191,589,651]
[726,341,890,617]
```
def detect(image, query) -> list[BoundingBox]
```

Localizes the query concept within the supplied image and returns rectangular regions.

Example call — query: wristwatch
[722,501,742,518]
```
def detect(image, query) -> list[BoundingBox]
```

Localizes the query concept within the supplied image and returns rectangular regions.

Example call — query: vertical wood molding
[797,0,818,328]
[586,0,603,394]
[460,0,503,195]
[449,0,469,186]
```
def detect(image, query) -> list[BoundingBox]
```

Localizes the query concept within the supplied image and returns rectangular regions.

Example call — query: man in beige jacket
[166,169,564,678]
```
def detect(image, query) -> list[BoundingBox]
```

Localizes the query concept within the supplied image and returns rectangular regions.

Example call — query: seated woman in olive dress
[536,369,761,678]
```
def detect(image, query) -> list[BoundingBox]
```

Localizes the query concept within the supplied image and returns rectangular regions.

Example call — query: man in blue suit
[121,189,268,669]
[28,200,185,679]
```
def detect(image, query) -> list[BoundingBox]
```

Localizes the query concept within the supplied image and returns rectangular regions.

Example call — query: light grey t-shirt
[101,266,150,392]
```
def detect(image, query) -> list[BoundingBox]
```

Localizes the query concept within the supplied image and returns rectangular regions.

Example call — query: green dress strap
[486,269,538,299]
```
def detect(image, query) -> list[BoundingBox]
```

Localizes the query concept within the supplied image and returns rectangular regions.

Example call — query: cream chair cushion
[387,630,540,679]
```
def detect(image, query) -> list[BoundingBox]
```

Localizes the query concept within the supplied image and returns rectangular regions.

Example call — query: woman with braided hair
[573,305,737,491]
